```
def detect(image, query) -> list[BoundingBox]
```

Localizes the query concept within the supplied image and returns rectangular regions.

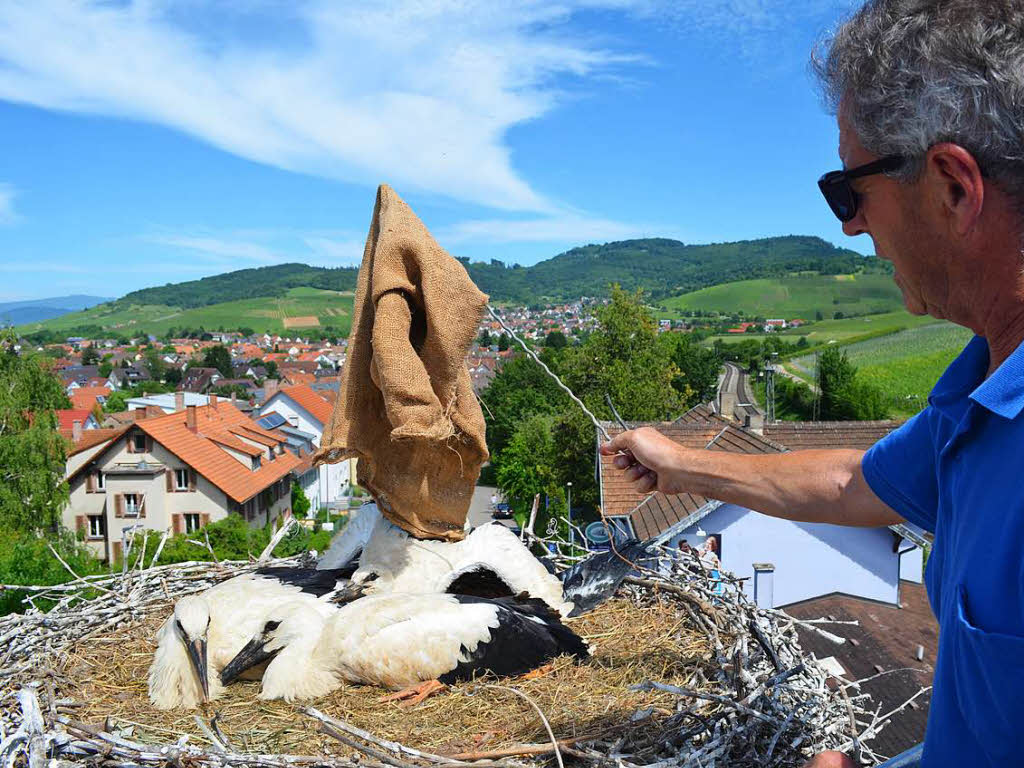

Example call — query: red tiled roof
[763,421,903,451]
[56,409,95,439]
[130,403,301,503]
[67,426,130,455]
[282,370,316,387]
[275,384,334,425]
[70,386,111,412]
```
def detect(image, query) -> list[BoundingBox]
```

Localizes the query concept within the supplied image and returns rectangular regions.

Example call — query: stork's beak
[220,634,277,685]
[186,637,210,702]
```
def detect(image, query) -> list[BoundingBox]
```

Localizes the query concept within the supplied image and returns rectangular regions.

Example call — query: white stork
[220,591,589,704]
[317,504,573,615]
[147,565,358,709]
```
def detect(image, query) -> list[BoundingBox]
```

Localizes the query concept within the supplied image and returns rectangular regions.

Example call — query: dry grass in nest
[57,593,714,757]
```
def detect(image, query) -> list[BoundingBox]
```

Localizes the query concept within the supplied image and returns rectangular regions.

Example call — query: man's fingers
[636,470,657,494]
[613,450,636,470]
[600,430,635,455]
[624,463,649,482]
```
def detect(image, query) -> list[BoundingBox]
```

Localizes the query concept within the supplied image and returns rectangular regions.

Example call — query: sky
[0,0,868,302]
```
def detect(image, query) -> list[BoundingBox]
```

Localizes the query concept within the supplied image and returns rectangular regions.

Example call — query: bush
[0,527,105,615]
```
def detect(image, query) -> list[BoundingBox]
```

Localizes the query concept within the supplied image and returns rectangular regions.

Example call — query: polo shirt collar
[971,334,1024,419]
[928,335,988,419]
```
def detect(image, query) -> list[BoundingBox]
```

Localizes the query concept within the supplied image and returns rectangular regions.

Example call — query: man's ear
[925,143,985,235]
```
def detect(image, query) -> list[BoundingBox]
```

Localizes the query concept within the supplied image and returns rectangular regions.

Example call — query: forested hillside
[114,236,879,310]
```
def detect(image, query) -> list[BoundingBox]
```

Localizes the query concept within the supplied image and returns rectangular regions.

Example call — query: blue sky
[0,0,866,301]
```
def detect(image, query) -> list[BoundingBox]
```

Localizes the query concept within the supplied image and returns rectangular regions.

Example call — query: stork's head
[220,602,325,686]
[173,595,211,701]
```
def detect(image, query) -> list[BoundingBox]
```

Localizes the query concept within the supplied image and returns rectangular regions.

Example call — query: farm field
[655,273,903,321]
[16,287,353,337]
[787,322,973,416]
[703,310,938,347]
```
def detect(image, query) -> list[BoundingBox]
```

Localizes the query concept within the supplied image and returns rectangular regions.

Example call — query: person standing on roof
[604,2,1024,766]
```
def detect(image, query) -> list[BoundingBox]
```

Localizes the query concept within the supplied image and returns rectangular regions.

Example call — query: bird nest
[0,547,899,768]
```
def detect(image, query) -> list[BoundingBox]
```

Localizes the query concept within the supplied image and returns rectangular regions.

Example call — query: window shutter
[86,473,95,493]
[172,513,184,535]
[111,541,122,563]
[138,496,146,519]
[146,436,154,453]
[166,470,174,493]
[115,494,124,518]
[126,433,135,454]
[75,515,86,533]
[200,513,210,529]
[189,469,197,492]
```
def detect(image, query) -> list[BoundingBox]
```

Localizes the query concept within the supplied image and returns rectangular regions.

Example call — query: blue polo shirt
[862,334,1024,767]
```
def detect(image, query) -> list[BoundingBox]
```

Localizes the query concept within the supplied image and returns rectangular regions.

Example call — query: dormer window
[253,455,262,470]
[132,433,147,453]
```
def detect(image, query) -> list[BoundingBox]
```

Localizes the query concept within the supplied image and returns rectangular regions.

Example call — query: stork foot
[380,679,447,707]
[519,663,555,681]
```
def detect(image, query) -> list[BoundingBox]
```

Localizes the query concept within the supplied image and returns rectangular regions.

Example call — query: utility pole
[812,352,822,422]
[765,352,777,423]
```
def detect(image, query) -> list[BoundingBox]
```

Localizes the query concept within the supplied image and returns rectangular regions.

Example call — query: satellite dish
[585,521,611,545]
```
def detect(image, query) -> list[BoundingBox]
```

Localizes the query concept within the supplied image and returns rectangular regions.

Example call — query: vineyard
[788,322,973,416]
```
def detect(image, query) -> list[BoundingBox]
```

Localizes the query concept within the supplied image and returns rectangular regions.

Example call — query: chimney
[72,419,82,443]
[753,563,775,609]
[265,379,279,398]
[174,391,185,412]
[209,394,218,410]
[186,405,197,432]
[230,391,237,405]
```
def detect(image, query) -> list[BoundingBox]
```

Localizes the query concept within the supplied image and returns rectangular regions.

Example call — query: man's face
[837,108,950,318]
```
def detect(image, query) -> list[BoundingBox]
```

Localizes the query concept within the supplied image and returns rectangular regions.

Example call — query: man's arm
[600,427,903,528]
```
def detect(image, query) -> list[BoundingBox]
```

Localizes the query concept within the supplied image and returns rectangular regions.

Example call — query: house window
[95,472,106,491]
[253,456,262,470]
[175,468,190,490]
[184,513,201,533]
[132,434,147,453]
[124,493,141,517]
[88,515,105,539]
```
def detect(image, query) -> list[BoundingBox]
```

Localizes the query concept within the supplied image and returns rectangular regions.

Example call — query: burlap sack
[313,184,489,541]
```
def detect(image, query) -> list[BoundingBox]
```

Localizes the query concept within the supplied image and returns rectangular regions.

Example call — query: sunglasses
[818,155,904,222]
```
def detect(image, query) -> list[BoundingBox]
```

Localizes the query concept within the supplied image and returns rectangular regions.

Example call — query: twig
[474,684,564,768]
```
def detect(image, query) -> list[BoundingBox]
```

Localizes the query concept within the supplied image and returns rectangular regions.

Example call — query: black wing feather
[254,564,357,597]
[438,594,588,684]
[560,539,659,616]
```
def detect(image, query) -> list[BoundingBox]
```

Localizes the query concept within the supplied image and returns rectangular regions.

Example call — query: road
[719,362,763,421]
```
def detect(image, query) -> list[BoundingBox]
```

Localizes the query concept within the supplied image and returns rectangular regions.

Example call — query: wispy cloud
[303,236,366,267]
[440,212,676,245]
[0,0,649,213]
[147,235,279,263]
[0,183,18,225]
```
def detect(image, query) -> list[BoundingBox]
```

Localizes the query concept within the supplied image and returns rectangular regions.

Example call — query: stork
[147,565,358,709]
[220,591,589,704]
[318,504,573,615]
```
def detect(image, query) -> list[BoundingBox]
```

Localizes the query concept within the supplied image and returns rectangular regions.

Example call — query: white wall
[900,546,924,583]
[666,503,900,606]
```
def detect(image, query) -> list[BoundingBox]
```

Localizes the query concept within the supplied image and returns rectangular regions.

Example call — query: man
[603,1,1024,765]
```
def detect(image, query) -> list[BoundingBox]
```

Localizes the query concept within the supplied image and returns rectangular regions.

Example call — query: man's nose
[842,209,868,237]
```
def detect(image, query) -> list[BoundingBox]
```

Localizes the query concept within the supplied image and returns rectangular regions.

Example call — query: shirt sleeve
[861,409,939,533]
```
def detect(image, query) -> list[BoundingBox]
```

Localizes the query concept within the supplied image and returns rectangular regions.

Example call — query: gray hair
[813,0,1024,204]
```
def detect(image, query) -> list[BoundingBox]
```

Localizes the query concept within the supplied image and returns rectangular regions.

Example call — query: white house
[258,383,353,511]
[598,412,925,608]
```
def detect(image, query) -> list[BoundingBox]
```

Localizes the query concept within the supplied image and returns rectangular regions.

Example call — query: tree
[494,414,565,522]
[98,361,113,378]
[0,331,71,531]
[498,333,510,352]
[818,347,889,420]
[478,329,492,347]
[262,359,279,379]
[658,332,722,407]
[81,346,100,365]
[544,330,568,349]
[291,482,311,518]
[103,390,130,413]
[142,346,167,381]
[202,345,233,378]
[480,354,567,457]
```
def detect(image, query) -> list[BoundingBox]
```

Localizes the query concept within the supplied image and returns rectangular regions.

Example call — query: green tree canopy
[0,331,71,531]
[818,347,890,420]
[544,330,568,349]
[202,345,233,378]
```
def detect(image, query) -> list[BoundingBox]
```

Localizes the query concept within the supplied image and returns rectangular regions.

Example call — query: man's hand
[600,427,691,495]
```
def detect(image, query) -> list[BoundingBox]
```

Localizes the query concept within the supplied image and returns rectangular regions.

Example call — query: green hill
[656,273,903,320]
[18,235,883,339]
[16,287,354,339]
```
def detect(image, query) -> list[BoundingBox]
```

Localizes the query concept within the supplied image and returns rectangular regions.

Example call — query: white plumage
[147,571,344,710]
[221,592,588,703]
[318,504,573,616]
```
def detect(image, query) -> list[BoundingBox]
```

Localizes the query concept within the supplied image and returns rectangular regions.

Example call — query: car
[491,502,513,520]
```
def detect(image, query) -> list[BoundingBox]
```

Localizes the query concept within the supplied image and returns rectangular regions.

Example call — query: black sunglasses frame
[818,155,904,222]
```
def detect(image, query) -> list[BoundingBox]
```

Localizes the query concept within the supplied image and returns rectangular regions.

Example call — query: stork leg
[380,679,447,707]
[519,662,555,681]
